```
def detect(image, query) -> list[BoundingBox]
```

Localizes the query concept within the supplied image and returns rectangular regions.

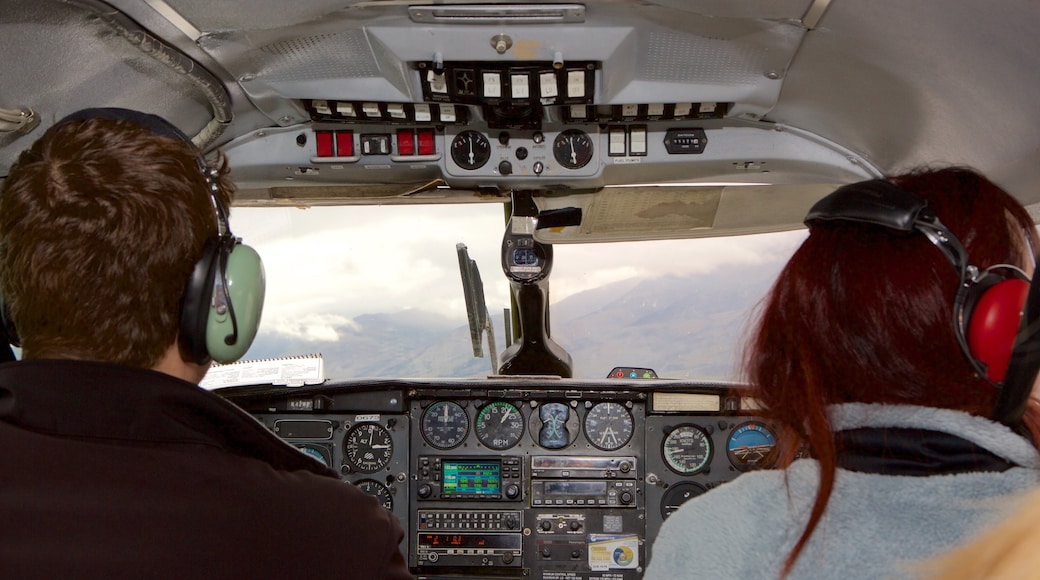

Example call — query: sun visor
[533,183,841,243]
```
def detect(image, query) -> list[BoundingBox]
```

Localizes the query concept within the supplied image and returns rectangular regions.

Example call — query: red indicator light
[397,129,415,156]
[315,131,334,157]
[417,128,436,155]
[616,371,624,378]
[335,131,354,157]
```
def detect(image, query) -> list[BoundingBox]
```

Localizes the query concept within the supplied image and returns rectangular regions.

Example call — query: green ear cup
[206,243,265,364]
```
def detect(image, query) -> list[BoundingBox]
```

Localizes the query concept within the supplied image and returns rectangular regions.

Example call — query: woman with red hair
[646,167,1040,580]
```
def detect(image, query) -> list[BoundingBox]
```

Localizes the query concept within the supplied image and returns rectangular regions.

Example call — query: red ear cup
[968,278,1030,382]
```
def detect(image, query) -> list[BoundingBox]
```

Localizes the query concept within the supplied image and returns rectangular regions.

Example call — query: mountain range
[245,259,784,381]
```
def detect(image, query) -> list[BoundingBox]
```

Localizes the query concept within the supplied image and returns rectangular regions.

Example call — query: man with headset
[0,109,412,579]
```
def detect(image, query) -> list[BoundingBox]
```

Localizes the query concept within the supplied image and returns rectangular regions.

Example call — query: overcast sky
[231,204,808,343]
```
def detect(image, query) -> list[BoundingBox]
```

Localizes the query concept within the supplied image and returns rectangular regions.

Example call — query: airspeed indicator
[662,424,713,475]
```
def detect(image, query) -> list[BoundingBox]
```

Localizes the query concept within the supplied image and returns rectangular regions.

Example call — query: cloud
[231,205,807,341]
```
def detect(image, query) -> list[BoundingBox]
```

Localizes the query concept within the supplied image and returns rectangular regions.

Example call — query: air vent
[408,4,585,24]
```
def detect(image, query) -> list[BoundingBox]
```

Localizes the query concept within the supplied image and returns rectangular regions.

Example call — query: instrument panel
[228,379,778,580]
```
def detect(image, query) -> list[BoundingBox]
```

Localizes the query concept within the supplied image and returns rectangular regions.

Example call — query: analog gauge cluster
[252,413,410,529]
[413,399,643,452]
[445,127,600,178]
[644,415,780,555]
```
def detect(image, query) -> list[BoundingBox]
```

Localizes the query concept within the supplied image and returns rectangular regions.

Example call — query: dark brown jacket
[0,359,413,579]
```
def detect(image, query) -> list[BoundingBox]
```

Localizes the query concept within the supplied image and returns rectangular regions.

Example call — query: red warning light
[397,129,415,156]
[335,131,354,157]
[315,131,334,157]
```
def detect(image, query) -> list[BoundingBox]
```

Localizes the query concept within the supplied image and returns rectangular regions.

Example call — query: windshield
[231,205,807,381]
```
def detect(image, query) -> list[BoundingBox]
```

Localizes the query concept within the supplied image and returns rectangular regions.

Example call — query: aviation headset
[804,179,1030,386]
[0,108,264,365]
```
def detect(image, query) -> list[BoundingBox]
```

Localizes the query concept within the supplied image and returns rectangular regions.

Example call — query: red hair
[744,167,1040,577]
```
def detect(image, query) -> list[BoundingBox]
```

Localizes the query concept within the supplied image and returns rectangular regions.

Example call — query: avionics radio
[416,510,523,567]
[415,456,523,501]
[530,455,639,507]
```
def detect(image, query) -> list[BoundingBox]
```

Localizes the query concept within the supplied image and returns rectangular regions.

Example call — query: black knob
[505,484,520,499]
[541,548,551,558]
[571,550,581,559]
[417,484,432,499]
[619,491,633,505]
[504,515,518,530]
[516,147,529,160]
[499,132,510,145]
[499,160,513,175]
[619,461,632,473]
[502,552,514,564]
[569,520,581,531]
[540,520,552,531]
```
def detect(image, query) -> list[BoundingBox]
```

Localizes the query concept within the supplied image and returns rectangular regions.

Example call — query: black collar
[835,427,1015,476]
[0,359,333,477]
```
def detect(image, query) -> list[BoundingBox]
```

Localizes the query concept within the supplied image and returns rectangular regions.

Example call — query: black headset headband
[805,179,971,284]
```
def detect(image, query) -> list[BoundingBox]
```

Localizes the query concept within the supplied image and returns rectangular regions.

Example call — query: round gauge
[727,422,778,471]
[344,423,394,473]
[583,402,634,451]
[354,479,394,511]
[660,482,707,519]
[475,402,525,450]
[421,401,470,449]
[450,130,491,170]
[662,424,713,475]
[296,444,331,467]
[532,402,578,449]
[552,129,594,169]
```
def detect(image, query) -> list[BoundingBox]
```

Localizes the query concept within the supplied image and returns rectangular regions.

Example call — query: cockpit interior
[3,1,1040,578]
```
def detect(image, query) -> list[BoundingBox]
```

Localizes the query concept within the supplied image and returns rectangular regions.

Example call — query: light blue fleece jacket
[644,403,1040,580]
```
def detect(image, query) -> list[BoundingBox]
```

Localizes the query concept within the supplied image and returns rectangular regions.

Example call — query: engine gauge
[661,482,707,519]
[354,479,394,511]
[450,130,491,170]
[552,129,594,169]
[295,444,331,467]
[662,424,713,475]
[344,423,394,473]
[421,401,470,450]
[727,422,778,471]
[583,402,634,451]
[475,401,525,450]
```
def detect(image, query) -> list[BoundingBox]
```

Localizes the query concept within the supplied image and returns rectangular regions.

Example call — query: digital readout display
[442,460,501,495]
[420,533,521,549]
[543,480,608,496]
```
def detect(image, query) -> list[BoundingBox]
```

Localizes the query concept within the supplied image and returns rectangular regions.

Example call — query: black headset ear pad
[179,236,223,364]
[963,269,1031,383]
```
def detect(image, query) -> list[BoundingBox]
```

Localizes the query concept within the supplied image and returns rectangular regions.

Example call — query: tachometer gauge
[344,423,394,473]
[450,130,491,170]
[475,402,525,450]
[552,129,593,169]
[583,402,634,451]
[727,422,778,471]
[662,424,713,475]
[421,401,470,450]
[354,479,394,511]
[661,482,707,519]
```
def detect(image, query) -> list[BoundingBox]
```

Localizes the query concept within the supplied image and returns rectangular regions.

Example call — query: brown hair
[744,167,1040,577]
[0,116,233,367]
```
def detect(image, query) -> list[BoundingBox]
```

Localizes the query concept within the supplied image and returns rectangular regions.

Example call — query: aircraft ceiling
[2,0,1039,240]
